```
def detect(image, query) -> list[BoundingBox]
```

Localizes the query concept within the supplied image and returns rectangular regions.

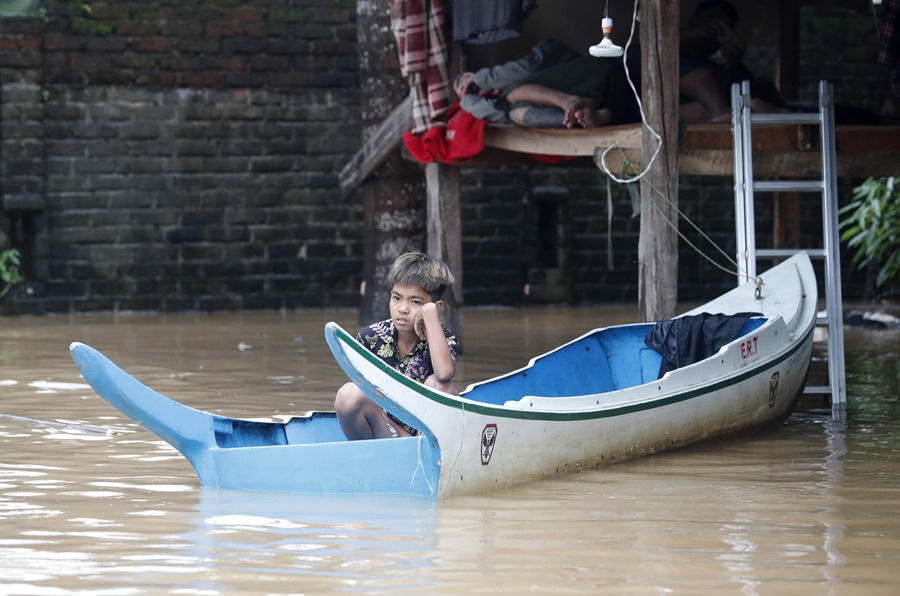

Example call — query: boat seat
[463,324,664,405]
[598,325,663,388]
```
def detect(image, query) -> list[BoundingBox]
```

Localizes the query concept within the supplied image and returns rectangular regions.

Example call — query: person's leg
[679,101,715,122]
[508,105,566,127]
[334,382,393,440]
[508,100,612,129]
[679,66,730,121]
[505,83,596,128]
[749,97,790,115]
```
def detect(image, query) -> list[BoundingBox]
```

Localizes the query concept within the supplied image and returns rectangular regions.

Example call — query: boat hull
[325,253,817,498]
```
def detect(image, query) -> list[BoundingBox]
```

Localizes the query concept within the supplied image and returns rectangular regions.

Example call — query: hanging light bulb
[589,3,624,58]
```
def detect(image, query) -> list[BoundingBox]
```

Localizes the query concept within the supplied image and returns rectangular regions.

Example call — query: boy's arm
[416,302,456,383]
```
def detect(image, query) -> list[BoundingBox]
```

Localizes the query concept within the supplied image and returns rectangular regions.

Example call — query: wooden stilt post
[773,3,801,257]
[426,163,463,344]
[356,1,426,325]
[638,0,680,322]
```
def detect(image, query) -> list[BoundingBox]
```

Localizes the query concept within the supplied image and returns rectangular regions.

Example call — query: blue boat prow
[70,342,219,455]
[70,342,443,498]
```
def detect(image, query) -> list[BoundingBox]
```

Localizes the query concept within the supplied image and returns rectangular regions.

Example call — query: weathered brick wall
[1,0,362,313]
[458,164,871,307]
[460,163,646,305]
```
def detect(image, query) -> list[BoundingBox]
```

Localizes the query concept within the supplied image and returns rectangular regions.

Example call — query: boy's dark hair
[389,250,455,301]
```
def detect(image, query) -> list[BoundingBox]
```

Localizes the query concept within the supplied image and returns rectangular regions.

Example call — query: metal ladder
[731,80,847,415]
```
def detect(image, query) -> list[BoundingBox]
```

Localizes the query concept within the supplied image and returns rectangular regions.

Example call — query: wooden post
[774,2,802,255]
[638,0,680,322]
[776,2,800,103]
[426,24,464,342]
[426,163,464,345]
[356,1,426,325]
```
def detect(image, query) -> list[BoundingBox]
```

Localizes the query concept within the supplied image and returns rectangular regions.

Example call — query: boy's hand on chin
[415,303,438,339]
[414,313,427,340]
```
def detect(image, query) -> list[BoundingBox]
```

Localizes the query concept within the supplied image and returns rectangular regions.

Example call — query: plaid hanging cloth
[391,0,453,132]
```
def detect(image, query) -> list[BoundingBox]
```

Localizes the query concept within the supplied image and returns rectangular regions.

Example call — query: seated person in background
[334,251,460,440]
[678,0,786,122]
[455,39,641,129]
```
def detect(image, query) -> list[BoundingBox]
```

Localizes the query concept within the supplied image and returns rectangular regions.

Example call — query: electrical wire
[598,0,662,184]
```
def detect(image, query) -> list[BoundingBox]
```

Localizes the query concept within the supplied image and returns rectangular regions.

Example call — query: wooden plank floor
[478,123,900,178]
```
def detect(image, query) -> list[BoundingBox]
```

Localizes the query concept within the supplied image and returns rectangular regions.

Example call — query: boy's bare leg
[334,382,393,440]
[425,374,457,396]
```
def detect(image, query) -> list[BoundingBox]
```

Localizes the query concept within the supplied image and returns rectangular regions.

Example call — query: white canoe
[325,253,817,498]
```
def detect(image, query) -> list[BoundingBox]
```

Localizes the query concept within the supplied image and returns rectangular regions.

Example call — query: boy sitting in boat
[334,250,460,440]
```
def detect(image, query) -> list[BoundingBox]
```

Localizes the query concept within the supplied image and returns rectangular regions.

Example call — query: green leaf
[839,177,900,287]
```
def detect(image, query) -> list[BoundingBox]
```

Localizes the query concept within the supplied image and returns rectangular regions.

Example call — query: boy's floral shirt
[356,319,460,382]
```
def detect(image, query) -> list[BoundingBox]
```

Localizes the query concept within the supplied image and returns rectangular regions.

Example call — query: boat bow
[70,342,218,465]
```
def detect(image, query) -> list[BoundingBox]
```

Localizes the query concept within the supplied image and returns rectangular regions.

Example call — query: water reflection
[0,309,897,593]
[192,491,440,590]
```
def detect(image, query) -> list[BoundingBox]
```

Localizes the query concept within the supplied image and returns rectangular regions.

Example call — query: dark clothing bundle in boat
[644,312,762,379]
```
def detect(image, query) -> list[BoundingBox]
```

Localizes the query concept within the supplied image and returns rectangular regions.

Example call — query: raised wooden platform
[480,123,900,178]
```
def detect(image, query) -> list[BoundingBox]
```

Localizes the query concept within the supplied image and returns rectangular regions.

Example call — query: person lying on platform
[454,38,641,129]
[334,251,460,440]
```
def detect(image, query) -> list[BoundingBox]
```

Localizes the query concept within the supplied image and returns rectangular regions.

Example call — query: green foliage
[839,177,900,288]
[0,248,23,301]
[0,0,37,17]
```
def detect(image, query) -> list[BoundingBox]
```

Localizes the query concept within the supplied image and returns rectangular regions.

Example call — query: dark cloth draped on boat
[645,312,761,379]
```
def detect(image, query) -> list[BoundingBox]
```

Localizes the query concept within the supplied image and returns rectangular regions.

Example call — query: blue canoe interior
[460,318,767,404]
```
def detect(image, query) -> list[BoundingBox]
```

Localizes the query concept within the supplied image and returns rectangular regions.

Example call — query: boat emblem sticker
[768,371,780,407]
[481,424,498,465]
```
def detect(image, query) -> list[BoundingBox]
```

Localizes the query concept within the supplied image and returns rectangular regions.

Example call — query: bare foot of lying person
[573,107,613,128]
[562,97,596,128]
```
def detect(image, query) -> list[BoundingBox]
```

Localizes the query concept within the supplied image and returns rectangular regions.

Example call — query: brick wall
[1,0,362,313]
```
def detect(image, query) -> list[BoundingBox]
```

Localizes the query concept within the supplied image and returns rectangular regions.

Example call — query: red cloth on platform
[402,103,486,164]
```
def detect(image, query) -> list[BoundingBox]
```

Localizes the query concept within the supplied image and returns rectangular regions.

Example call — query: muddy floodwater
[0,307,898,594]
